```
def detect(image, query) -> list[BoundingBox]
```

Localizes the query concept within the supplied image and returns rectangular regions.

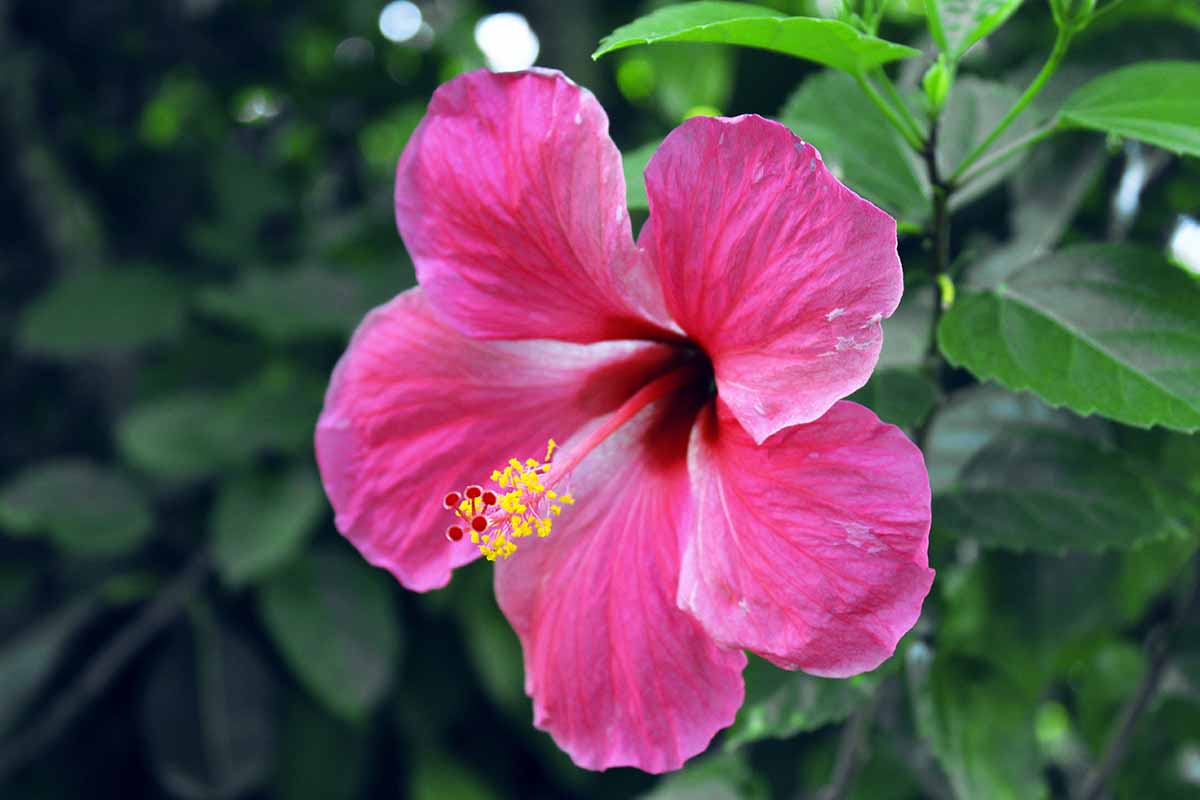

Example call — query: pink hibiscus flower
[315,69,933,773]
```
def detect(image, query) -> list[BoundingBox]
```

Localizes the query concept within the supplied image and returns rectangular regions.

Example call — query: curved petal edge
[641,115,903,444]
[396,68,675,345]
[315,288,677,592]
[679,400,933,677]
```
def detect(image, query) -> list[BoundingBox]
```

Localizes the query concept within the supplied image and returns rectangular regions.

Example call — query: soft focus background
[2,0,1199,798]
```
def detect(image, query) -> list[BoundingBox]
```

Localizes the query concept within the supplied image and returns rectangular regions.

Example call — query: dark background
[2,0,1199,798]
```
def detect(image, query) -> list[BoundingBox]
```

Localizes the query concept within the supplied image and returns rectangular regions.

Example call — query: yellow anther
[443,439,576,562]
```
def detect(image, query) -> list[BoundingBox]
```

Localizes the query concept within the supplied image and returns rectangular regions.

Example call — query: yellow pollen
[442,439,574,561]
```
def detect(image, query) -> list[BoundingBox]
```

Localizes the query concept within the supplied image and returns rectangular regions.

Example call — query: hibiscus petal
[640,115,903,444]
[315,288,677,592]
[395,69,674,344]
[679,401,933,678]
[494,401,746,773]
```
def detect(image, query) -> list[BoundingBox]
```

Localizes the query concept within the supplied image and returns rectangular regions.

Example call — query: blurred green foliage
[1,0,1199,798]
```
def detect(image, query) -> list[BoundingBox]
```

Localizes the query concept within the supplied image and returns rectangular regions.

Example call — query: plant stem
[955,119,1060,187]
[950,28,1072,182]
[1078,555,1200,800]
[0,552,211,782]
[1078,626,1170,800]
[875,67,926,142]
[924,117,951,368]
[1088,0,1130,25]
[855,72,925,151]
[814,681,890,800]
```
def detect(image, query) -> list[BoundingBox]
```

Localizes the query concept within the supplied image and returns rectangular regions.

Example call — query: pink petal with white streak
[315,288,676,591]
[679,401,932,677]
[640,115,902,444]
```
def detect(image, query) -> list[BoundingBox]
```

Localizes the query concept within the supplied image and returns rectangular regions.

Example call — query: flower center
[442,440,575,561]
[439,362,704,562]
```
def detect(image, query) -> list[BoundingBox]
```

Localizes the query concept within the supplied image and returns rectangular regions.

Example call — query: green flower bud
[922,56,953,114]
[1051,0,1097,31]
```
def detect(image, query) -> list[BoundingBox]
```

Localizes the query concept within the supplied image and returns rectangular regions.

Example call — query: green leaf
[939,77,1037,206]
[623,140,659,212]
[452,568,525,716]
[879,289,935,369]
[118,366,324,482]
[1060,61,1200,156]
[778,71,929,224]
[393,622,473,742]
[934,426,1188,552]
[277,695,369,800]
[0,599,95,736]
[937,551,1138,693]
[410,751,500,800]
[923,384,1098,492]
[1089,0,1200,30]
[257,548,401,721]
[849,368,941,430]
[1111,699,1200,799]
[141,616,280,800]
[358,103,425,176]
[912,655,1047,800]
[594,2,921,74]
[210,467,325,588]
[198,265,372,342]
[118,394,230,482]
[642,751,768,800]
[213,364,326,458]
[18,266,186,359]
[1115,531,1199,623]
[0,460,153,556]
[938,243,1200,432]
[0,562,38,621]
[966,138,1107,289]
[640,42,736,122]
[926,0,1025,61]
[725,655,872,749]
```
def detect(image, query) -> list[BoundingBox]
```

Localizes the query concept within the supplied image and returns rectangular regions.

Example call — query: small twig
[955,120,1059,188]
[854,72,925,151]
[874,66,926,142]
[1077,556,1200,800]
[1077,626,1170,800]
[922,115,951,375]
[813,681,889,800]
[950,27,1073,181]
[885,732,956,800]
[0,552,211,782]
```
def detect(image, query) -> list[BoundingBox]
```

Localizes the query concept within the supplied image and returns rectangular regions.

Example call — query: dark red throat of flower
[439,361,706,561]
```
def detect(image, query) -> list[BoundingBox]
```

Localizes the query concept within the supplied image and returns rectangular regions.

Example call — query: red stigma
[442,491,462,509]
[465,485,483,499]
[481,490,497,505]
[446,525,464,542]
[471,515,488,533]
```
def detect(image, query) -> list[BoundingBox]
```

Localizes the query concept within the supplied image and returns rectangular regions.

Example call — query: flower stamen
[440,438,573,561]
[437,363,701,561]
